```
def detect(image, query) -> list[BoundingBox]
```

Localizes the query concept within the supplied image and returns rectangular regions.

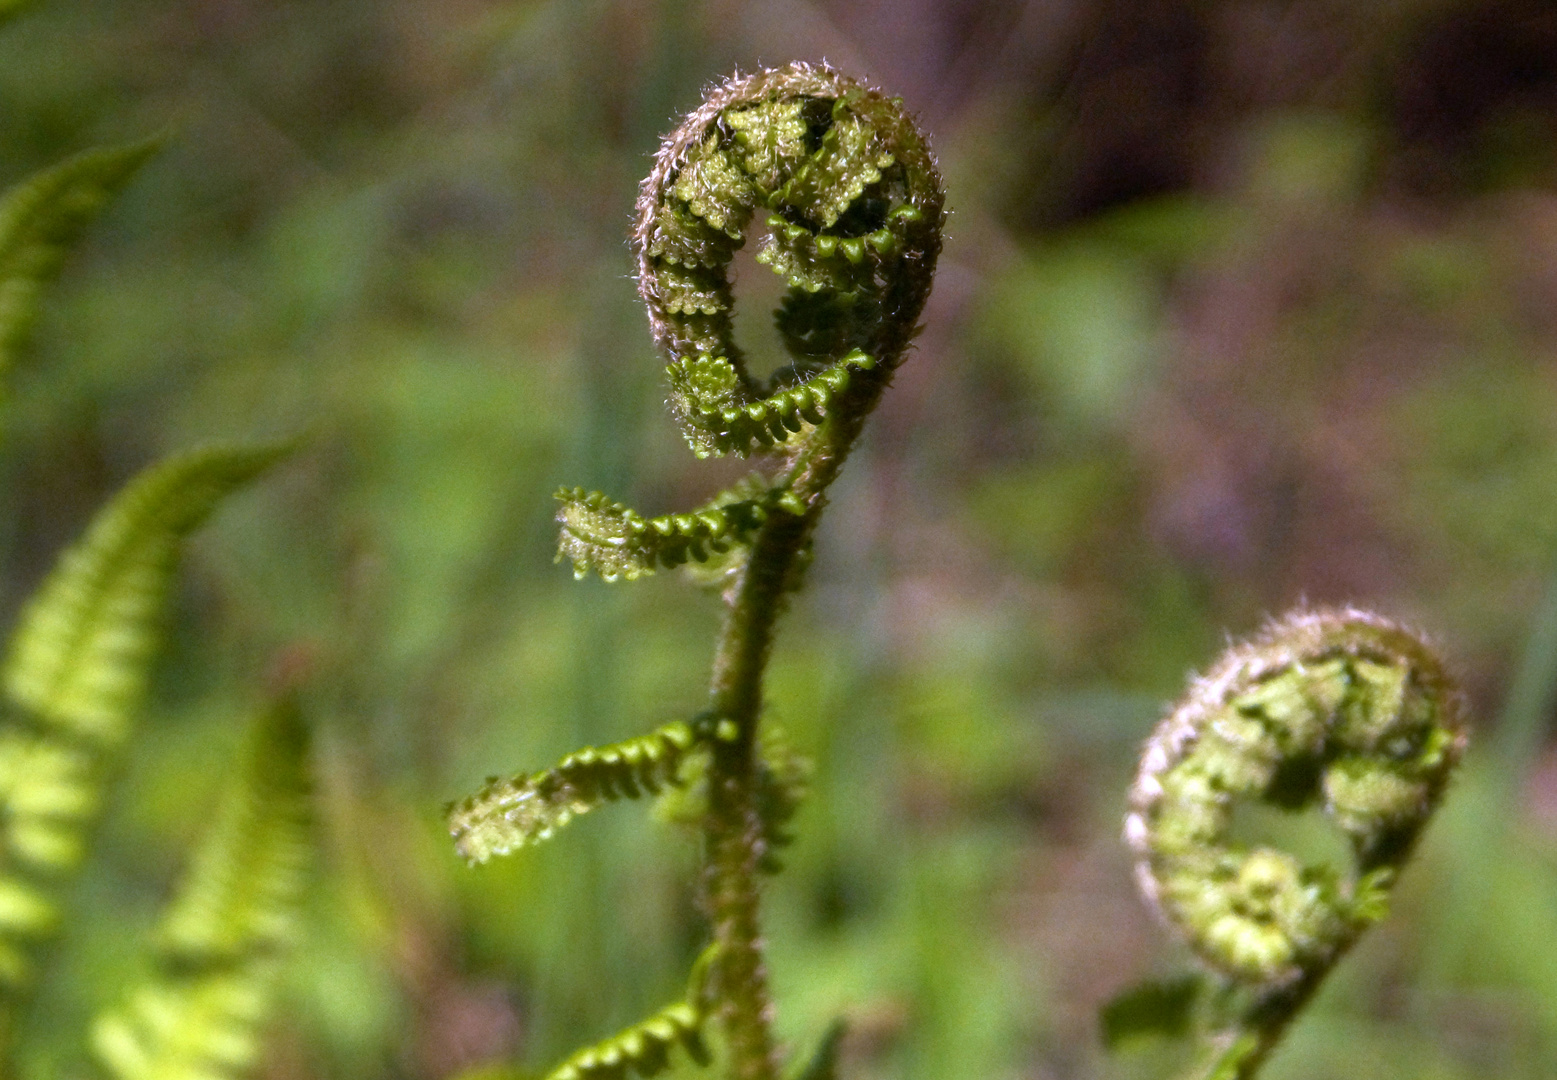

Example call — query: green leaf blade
[1100,975,1203,1051]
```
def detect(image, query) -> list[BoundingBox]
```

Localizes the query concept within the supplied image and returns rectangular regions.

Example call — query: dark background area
[4,1,1557,1077]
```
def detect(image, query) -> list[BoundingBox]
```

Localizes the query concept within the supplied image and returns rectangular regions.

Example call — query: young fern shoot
[1122,608,1466,1080]
[447,63,944,1080]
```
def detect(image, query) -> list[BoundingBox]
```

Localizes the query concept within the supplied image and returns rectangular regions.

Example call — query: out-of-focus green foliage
[92,696,311,1080]
[6,443,288,741]
[0,444,283,1014]
[0,139,158,393]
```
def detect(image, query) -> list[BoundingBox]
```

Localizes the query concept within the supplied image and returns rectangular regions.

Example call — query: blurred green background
[5,0,1557,1077]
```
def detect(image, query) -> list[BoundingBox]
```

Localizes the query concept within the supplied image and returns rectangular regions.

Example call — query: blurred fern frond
[0,138,162,386]
[92,696,312,1080]
[789,1021,845,1080]
[0,444,286,998]
[5,442,290,743]
[751,726,809,875]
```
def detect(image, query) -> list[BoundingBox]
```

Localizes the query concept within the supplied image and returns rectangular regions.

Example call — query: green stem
[701,377,889,1080]
[1189,965,1332,1080]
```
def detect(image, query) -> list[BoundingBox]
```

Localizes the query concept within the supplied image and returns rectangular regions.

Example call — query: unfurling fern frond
[635,63,943,458]
[1121,607,1465,1079]
[0,444,285,997]
[0,138,162,385]
[555,482,805,583]
[92,696,312,1080]
[448,720,698,864]
[5,442,290,743]
[547,1000,710,1080]
[490,65,943,1080]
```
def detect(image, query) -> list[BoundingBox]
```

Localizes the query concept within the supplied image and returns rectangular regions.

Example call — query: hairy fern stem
[702,384,886,1080]
[449,62,943,1080]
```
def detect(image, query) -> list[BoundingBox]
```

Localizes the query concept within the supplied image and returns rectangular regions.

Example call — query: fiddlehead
[450,62,942,1080]
[635,62,942,460]
[1123,607,1466,1078]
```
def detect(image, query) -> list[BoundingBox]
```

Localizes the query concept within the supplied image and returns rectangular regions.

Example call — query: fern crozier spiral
[633,62,943,458]
[1126,608,1465,984]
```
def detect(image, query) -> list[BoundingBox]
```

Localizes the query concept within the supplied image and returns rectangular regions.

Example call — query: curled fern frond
[1123,608,1465,1080]
[546,1000,710,1080]
[92,696,312,1080]
[1126,608,1464,985]
[555,482,805,583]
[5,442,290,743]
[0,138,162,384]
[448,720,698,864]
[635,62,944,458]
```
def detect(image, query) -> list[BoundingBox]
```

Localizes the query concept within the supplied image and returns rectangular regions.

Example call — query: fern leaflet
[0,138,162,386]
[751,726,808,875]
[0,444,285,998]
[92,696,312,1080]
[5,442,290,743]
[448,720,697,864]
[546,1000,710,1080]
[556,480,804,583]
